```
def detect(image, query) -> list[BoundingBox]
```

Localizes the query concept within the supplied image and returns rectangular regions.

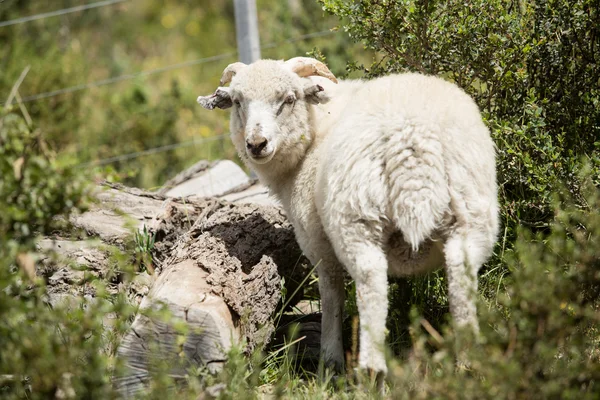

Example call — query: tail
[385,123,449,251]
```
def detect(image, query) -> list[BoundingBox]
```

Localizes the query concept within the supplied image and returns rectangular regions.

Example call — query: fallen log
[38,160,312,396]
[113,193,310,396]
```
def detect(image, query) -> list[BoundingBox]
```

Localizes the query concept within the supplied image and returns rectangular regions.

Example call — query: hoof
[318,358,345,383]
[354,367,386,397]
[369,368,386,396]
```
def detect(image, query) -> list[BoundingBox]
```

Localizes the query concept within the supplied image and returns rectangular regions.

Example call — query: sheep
[197,57,499,385]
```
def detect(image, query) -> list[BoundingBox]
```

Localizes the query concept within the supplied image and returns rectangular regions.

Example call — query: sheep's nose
[246,137,268,156]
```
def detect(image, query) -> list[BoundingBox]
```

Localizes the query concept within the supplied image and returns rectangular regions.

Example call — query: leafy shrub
[0,108,133,399]
[310,2,600,395]
[0,111,88,247]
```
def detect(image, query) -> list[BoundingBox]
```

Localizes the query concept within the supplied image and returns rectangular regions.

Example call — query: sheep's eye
[276,95,295,116]
[234,99,241,106]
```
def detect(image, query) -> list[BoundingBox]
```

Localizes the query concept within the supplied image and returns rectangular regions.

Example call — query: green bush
[0,109,133,399]
[0,111,88,247]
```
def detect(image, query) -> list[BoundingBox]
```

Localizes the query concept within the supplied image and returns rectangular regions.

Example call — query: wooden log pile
[38,160,315,397]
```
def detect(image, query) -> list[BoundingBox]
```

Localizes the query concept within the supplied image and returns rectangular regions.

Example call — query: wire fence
[0,0,129,28]
[17,52,236,104]
[3,3,339,168]
[77,134,229,167]
[10,29,336,105]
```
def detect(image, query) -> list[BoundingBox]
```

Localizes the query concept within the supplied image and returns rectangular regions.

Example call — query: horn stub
[220,62,247,86]
[284,57,338,84]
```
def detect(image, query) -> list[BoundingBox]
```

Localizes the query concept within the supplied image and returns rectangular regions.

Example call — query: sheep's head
[197,57,336,171]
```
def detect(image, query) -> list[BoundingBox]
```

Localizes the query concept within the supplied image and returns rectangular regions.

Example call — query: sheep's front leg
[353,245,388,375]
[317,261,346,373]
[336,239,389,386]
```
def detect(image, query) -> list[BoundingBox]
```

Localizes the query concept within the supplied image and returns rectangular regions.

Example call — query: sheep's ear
[303,82,331,105]
[197,87,232,110]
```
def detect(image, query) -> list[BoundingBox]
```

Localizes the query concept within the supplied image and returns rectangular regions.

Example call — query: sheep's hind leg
[443,231,488,367]
[443,232,483,333]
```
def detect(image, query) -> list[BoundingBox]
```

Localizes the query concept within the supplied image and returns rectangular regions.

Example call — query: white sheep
[197,58,499,385]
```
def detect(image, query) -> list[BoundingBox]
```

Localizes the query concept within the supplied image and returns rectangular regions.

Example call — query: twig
[420,318,444,346]
[15,92,33,127]
[4,66,31,108]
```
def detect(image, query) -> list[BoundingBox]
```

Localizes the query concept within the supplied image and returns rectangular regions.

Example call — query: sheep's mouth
[248,150,275,164]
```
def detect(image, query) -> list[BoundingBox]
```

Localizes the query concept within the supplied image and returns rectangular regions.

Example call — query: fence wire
[0,0,129,28]
[77,134,229,167]
[10,30,336,105]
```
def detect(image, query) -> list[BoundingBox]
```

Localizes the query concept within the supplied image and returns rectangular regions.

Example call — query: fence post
[233,0,261,64]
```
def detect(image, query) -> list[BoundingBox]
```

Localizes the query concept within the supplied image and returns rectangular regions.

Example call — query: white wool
[198,60,499,378]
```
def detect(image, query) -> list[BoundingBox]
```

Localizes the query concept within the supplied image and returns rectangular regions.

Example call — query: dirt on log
[156,198,310,351]
[118,191,309,395]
